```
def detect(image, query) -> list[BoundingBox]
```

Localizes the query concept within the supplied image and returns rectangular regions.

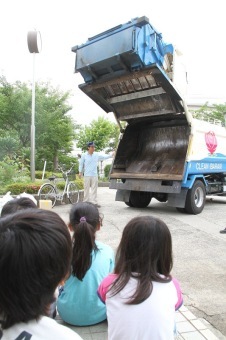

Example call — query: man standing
[78,142,113,207]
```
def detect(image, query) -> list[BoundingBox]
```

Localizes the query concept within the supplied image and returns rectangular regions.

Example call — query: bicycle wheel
[38,183,57,208]
[67,182,79,204]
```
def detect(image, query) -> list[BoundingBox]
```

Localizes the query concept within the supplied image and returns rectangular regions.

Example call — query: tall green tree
[0,77,32,146]
[34,82,76,169]
[0,76,78,170]
[76,116,120,152]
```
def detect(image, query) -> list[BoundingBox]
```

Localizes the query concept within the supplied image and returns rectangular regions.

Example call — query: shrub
[0,158,31,193]
[5,178,84,195]
[74,178,84,190]
[104,164,111,178]
[35,171,58,180]
[0,162,18,185]
[56,178,84,191]
[5,182,42,195]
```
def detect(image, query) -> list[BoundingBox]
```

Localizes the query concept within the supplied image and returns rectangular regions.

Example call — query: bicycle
[38,164,80,208]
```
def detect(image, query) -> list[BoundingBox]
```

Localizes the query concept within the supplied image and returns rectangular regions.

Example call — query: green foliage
[0,155,31,188]
[76,116,120,152]
[0,76,77,171]
[54,181,66,191]
[35,171,55,179]
[74,178,84,190]
[104,164,111,178]
[0,135,20,160]
[57,155,79,174]
[192,102,226,125]
[0,161,18,185]
[0,77,32,146]
[5,182,42,195]
[4,176,83,195]
[51,178,84,191]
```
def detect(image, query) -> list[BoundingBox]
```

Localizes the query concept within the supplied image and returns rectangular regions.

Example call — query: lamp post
[27,30,42,182]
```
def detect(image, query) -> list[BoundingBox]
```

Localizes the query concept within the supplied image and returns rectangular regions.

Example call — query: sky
[1,0,226,125]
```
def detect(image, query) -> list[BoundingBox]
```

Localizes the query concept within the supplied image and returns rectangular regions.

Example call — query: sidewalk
[53,187,226,340]
[56,304,225,339]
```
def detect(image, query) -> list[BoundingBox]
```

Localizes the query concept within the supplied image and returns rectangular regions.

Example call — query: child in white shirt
[98,215,183,340]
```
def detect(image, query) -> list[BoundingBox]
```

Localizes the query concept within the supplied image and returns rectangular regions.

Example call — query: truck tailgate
[78,65,184,122]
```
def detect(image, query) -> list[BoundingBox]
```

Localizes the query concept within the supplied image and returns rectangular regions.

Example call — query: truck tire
[184,180,206,214]
[125,200,134,207]
[176,207,186,213]
[129,191,152,208]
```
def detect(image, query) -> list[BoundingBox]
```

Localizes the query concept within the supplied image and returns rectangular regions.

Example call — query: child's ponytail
[69,203,100,280]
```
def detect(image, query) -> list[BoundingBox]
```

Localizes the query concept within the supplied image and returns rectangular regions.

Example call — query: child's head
[69,202,102,280]
[0,209,72,329]
[69,201,100,229]
[112,216,173,304]
[115,215,173,276]
[1,197,37,217]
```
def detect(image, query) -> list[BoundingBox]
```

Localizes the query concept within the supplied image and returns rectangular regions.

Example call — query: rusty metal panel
[110,119,190,181]
[78,65,184,122]
[109,179,182,194]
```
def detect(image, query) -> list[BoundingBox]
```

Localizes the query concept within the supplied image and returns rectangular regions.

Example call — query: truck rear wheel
[125,200,134,207]
[176,207,186,213]
[185,180,206,214]
[129,191,152,208]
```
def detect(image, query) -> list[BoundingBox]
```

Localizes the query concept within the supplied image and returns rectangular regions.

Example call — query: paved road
[53,187,226,338]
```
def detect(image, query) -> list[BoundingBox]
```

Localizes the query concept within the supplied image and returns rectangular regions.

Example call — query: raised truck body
[72,16,226,214]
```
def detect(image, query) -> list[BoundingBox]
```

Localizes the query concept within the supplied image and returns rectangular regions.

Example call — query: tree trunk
[53,154,58,171]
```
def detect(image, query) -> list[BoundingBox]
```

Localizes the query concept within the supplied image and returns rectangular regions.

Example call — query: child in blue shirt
[57,202,115,326]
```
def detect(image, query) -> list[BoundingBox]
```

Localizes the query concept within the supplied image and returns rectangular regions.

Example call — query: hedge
[5,178,84,195]
[5,182,42,195]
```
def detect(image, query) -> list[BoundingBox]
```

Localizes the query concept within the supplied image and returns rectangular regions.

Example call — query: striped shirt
[79,152,112,177]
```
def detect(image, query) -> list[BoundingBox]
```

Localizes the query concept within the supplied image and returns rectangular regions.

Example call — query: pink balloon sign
[205,131,217,154]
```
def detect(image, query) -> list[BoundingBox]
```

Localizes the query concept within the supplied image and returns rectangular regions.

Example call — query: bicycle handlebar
[57,163,75,176]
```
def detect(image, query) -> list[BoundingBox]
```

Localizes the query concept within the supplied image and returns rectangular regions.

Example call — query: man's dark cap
[87,141,95,147]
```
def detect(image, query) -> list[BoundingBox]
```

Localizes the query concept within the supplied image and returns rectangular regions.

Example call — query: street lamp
[27,30,42,181]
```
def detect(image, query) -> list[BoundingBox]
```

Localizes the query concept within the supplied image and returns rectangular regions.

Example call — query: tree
[192,102,226,125]
[34,82,76,169]
[0,135,19,160]
[0,77,32,146]
[0,76,77,171]
[76,116,120,152]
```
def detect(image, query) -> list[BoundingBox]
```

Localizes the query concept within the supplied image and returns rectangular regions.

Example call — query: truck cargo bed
[111,119,190,181]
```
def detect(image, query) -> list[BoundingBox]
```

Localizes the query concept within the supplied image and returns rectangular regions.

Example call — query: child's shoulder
[171,277,181,287]
[43,317,82,339]
[101,273,117,286]
[1,317,82,340]
[96,240,114,252]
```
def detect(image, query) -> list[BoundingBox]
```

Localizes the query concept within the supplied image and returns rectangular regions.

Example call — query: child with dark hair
[57,202,114,326]
[1,197,37,217]
[0,209,82,340]
[98,216,183,340]
[1,196,57,319]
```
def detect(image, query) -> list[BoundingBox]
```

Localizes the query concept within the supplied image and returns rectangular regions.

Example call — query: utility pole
[27,30,42,182]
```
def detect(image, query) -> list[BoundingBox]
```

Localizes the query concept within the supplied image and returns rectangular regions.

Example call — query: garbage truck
[72,16,226,214]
